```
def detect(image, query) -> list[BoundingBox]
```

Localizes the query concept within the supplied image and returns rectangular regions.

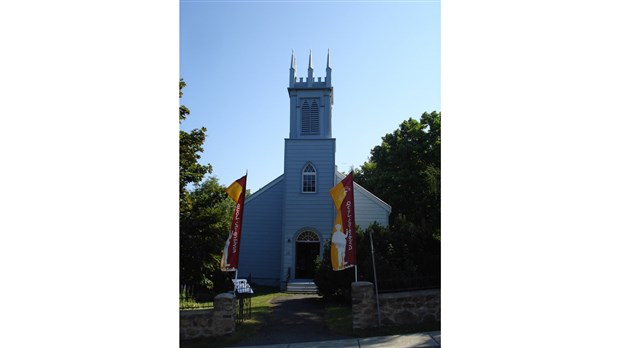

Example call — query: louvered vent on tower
[301,99,319,135]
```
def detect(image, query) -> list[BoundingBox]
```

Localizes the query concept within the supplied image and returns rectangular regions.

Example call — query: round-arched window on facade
[297,230,319,242]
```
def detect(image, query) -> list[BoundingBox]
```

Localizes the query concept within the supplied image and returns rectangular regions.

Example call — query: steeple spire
[291,49,297,70]
[326,48,331,69]
[326,48,332,87]
[289,49,297,87]
[307,49,314,86]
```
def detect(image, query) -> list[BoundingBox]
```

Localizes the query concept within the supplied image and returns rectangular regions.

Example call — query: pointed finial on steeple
[327,48,331,69]
[307,49,314,86]
[289,49,297,87]
[326,48,332,87]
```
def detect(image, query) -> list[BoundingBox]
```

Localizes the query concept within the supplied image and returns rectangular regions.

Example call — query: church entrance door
[295,231,320,279]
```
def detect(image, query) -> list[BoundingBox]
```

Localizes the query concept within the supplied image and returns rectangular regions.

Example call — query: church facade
[237,51,391,288]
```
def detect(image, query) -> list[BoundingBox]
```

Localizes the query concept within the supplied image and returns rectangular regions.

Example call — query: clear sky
[180,1,440,193]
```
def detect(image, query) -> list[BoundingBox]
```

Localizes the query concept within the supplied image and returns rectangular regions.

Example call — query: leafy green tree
[315,220,440,303]
[179,79,230,292]
[180,177,234,290]
[315,112,441,302]
[357,217,440,288]
[355,111,440,239]
[179,79,212,202]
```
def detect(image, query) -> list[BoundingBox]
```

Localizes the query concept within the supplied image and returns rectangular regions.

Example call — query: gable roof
[245,174,284,204]
[335,171,392,213]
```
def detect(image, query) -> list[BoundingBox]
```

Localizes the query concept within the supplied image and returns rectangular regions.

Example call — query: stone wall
[351,282,440,329]
[378,289,440,326]
[352,281,378,329]
[180,292,236,340]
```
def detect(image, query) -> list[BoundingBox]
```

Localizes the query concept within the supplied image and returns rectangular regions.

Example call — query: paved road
[230,294,352,346]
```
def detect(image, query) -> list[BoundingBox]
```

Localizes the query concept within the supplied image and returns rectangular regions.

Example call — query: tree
[179,79,229,291]
[315,220,440,303]
[179,79,212,202]
[315,112,441,302]
[180,177,234,290]
[355,111,441,239]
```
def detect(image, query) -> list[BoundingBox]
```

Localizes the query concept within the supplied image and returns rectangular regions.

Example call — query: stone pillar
[213,293,236,335]
[351,281,378,329]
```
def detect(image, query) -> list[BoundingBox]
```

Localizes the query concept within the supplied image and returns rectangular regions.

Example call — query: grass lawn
[180,286,287,348]
[324,302,440,338]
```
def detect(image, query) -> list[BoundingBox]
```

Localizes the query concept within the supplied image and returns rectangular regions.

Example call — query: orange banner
[329,172,356,271]
[221,175,247,272]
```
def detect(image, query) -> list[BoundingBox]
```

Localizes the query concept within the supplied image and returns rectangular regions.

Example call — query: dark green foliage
[180,177,235,289]
[315,220,440,303]
[358,218,440,291]
[314,241,356,302]
[180,128,211,194]
[179,79,190,122]
[179,79,231,291]
[179,79,212,200]
[316,113,441,302]
[355,111,440,240]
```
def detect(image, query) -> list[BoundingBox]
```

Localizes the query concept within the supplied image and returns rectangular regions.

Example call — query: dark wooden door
[295,242,320,279]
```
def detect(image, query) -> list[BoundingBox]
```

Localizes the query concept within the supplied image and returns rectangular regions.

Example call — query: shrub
[314,241,356,302]
[314,218,440,302]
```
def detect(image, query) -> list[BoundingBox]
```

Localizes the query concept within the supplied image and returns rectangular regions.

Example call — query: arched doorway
[295,230,320,279]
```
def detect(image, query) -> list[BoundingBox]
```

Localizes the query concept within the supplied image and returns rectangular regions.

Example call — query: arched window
[301,99,319,135]
[296,230,319,242]
[302,163,317,193]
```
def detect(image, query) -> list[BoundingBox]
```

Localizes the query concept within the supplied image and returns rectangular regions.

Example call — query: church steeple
[287,49,334,139]
[281,51,337,284]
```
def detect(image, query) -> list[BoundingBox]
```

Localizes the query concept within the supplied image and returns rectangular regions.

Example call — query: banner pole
[235,269,238,280]
[369,228,381,327]
[355,265,358,282]
[240,170,246,282]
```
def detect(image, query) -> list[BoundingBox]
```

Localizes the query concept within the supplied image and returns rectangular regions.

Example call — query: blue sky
[180,1,440,192]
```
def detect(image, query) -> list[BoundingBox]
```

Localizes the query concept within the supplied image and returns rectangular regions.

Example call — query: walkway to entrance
[230,294,351,346]
[285,280,318,294]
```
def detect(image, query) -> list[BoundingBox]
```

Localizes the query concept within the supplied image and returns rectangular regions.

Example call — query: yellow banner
[330,181,346,270]
[221,175,247,272]
[226,181,244,203]
[329,172,356,271]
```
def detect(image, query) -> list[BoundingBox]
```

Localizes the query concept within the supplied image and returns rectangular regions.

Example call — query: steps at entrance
[286,281,318,294]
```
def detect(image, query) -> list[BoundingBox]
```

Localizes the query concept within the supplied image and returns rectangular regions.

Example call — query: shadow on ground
[230,294,352,347]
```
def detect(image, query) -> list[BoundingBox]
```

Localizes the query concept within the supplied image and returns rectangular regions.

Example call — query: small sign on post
[232,279,254,322]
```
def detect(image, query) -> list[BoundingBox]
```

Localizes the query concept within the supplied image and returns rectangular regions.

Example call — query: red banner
[329,172,356,271]
[221,175,247,272]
